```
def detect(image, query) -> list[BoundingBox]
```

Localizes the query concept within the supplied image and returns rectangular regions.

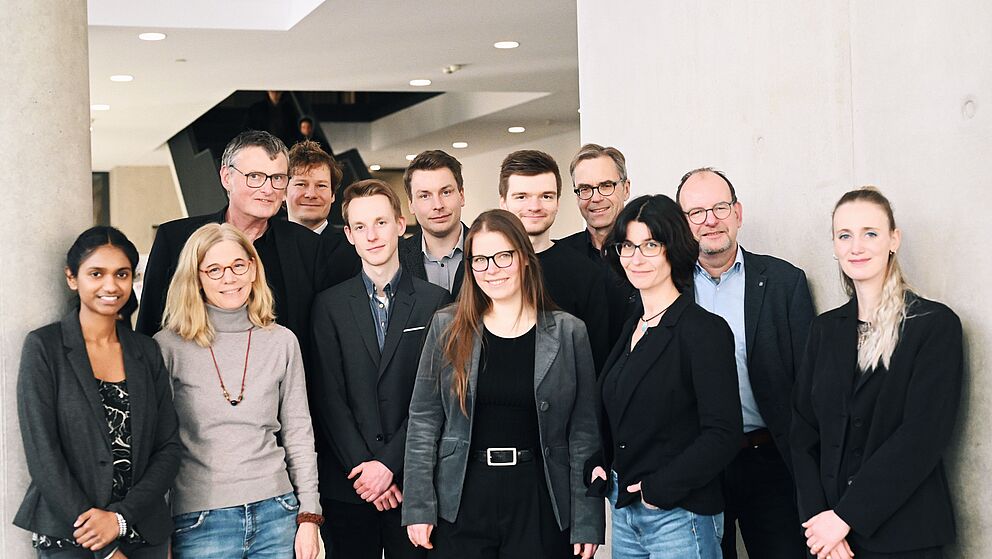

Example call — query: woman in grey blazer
[402,210,604,558]
[15,227,181,559]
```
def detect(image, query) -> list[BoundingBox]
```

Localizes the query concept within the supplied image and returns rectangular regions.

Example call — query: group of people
[15,129,962,559]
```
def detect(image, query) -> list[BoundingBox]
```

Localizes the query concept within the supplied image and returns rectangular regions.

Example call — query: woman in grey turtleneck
[154,223,322,559]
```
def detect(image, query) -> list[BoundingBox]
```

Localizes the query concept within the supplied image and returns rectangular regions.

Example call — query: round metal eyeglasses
[199,259,252,280]
[684,200,735,225]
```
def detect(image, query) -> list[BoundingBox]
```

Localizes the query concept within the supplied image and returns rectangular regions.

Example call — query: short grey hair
[220,130,289,168]
[568,143,628,183]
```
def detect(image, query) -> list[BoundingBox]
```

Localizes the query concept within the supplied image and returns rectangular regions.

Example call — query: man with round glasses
[138,130,356,360]
[676,167,814,559]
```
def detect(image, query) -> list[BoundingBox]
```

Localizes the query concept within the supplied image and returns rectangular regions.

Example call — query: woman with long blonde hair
[154,223,322,559]
[792,187,963,559]
[402,210,603,558]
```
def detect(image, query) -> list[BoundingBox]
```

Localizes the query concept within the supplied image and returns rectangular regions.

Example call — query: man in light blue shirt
[678,168,814,559]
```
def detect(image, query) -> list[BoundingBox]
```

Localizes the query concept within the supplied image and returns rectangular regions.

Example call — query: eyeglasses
[683,199,736,225]
[573,179,623,200]
[614,240,664,258]
[470,250,516,272]
[199,258,252,280]
[229,165,290,190]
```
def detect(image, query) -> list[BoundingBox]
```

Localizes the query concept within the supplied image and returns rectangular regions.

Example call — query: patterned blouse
[33,379,142,550]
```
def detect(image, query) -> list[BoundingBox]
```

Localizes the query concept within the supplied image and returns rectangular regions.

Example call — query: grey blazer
[402,308,605,544]
[14,313,181,549]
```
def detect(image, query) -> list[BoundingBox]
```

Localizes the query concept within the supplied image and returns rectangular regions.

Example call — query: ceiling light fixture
[110,74,134,82]
[493,41,520,49]
[138,32,167,41]
[507,126,526,134]
[452,142,468,149]
[369,164,382,171]
[91,104,111,111]
[405,154,416,161]
[409,79,432,87]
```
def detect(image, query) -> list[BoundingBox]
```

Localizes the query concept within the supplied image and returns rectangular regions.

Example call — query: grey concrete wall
[110,165,185,254]
[577,1,991,556]
[0,0,93,555]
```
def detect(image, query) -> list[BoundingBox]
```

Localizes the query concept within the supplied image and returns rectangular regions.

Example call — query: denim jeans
[608,472,723,559]
[171,492,299,559]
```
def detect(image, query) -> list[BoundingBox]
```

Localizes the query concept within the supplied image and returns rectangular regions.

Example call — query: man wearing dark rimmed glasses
[676,167,813,559]
[137,130,358,362]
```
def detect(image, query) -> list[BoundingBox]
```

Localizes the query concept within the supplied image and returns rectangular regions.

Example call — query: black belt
[470,448,534,466]
[742,428,774,449]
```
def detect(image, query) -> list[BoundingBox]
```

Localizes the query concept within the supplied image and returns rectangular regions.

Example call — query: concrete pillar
[0,0,92,554]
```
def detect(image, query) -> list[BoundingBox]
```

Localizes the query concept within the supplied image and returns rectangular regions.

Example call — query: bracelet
[296,512,325,526]
[114,512,126,538]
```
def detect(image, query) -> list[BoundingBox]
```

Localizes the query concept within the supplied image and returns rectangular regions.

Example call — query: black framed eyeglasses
[614,240,664,258]
[573,179,623,200]
[469,250,516,272]
[229,165,290,190]
[199,258,252,280]
[683,199,736,225]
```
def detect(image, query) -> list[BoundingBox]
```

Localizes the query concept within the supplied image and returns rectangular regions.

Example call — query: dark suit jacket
[585,293,742,514]
[14,313,181,551]
[791,294,962,552]
[403,309,605,544]
[397,224,468,295]
[136,207,359,357]
[310,270,451,504]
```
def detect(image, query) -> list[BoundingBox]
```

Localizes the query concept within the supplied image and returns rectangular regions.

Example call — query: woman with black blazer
[792,187,962,559]
[584,195,741,558]
[15,226,182,559]
[402,210,603,558]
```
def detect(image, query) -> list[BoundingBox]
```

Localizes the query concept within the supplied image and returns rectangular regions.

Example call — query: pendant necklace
[209,328,252,406]
[639,300,676,334]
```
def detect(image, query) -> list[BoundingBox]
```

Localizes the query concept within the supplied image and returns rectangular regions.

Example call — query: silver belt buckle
[486,447,517,466]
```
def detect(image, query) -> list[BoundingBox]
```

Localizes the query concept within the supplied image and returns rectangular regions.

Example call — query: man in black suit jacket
[677,168,814,559]
[136,131,359,357]
[397,150,467,295]
[311,179,450,559]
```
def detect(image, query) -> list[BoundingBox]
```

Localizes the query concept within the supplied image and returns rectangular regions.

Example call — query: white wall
[577,1,992,556]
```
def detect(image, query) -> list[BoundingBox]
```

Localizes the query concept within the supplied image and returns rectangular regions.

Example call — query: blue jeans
[171,492,299,559]
[608,472,723,559]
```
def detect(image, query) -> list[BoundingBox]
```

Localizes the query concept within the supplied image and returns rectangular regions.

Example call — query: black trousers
[430,459,571,559]
[845,547,943,559]
[322,498,425,559]
[721,442,807,559]
[37,541,167,558]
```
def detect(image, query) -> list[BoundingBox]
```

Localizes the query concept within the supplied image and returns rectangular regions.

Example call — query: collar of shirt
[313,220,329,234]
[694,245,744,285]
[421,226,464,263]
[361,267,403,300]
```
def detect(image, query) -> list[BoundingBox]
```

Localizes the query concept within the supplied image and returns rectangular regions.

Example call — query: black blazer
[791,294,962,552]
[586,293,742,514]
[14,313,181,550]
[310,270,451,503]
[397,224,468,295]
[136,207,359,355]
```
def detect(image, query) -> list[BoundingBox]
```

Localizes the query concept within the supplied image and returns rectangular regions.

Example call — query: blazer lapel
[378,274,415,377]
[118,325,147,466]
[742,249,766,360]
[465,329,483,418]
[347,279,381,364]
[533,312,560,391]
[61,314,112,452]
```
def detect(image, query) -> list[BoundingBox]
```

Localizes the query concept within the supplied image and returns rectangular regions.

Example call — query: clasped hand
[348,459,393,502]
[803,510,854,559]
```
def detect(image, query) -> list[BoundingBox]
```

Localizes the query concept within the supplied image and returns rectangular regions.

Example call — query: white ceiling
[87,0,580,171]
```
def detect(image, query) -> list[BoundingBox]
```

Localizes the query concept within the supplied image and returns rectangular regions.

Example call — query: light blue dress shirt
[693,248,766,432]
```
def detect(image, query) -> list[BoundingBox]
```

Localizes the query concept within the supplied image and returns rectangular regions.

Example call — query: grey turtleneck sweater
[154,305,320,515]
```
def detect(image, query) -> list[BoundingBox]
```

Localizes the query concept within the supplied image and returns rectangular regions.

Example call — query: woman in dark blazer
[585,195,741,559]
[402,210,603,558]
[792,188,962,559]
[15,226,181,559]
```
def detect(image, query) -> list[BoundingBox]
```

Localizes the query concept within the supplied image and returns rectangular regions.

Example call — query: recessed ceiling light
[110,74,134,82]
[369,164,382,171]
[91,104,111,111]
[405,154,416,161]
[507,126,526,134]
[452,142,468,149]
[494,41,520,49]
[409,79,432,87]
[138,32,167,41]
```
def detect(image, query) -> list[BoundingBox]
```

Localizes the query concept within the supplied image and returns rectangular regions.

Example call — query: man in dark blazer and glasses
[677,168,815,559]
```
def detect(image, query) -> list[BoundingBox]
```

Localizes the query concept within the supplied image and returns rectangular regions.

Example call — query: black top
[537,242,610,374]
[469,327,539,452]
[252,225,287,326]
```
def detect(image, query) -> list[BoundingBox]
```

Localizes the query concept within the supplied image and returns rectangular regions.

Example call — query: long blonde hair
[161,223,275,347]
[833,187,911,371]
